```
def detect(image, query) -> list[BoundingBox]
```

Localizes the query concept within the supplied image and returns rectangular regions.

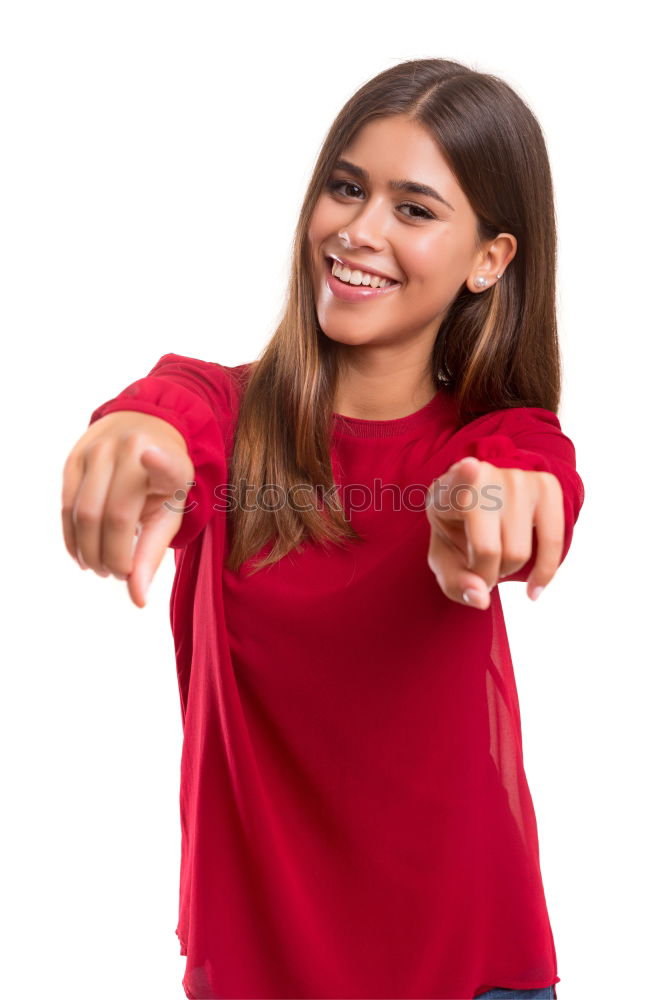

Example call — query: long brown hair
[226,57,560,574]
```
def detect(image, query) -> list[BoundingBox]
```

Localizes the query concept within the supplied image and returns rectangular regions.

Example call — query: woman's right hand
[61,410,196,608]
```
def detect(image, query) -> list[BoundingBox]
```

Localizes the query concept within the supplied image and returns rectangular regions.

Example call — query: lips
[323,256,402,302]
[326,254,400,285]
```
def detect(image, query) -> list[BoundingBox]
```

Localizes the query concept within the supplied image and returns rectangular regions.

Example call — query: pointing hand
[425,456,565,609]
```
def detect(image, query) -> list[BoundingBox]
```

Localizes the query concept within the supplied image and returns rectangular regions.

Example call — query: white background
[1,2,663,997]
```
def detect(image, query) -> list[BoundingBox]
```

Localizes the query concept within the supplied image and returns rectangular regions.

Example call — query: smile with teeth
[330,260,398,288]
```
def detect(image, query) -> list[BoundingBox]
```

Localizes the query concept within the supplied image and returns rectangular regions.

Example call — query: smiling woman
[225,63,559,574]
[77,57,582,1000]
[307,115,517,417]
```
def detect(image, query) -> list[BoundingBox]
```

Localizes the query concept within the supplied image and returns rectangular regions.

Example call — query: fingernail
[530,586,545,601]
[463,588,487,608]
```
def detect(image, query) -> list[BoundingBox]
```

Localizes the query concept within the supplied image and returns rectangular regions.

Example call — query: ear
[465,232,517,293]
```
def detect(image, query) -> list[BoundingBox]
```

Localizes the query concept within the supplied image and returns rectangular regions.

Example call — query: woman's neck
[332,367,437,420]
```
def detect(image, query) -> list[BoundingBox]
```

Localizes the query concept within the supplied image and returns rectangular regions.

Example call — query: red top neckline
[332,387,454,438]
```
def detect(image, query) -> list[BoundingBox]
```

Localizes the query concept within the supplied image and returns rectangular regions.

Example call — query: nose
[339,196,390,251]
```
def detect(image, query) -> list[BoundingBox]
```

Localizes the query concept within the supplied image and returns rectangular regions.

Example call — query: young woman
[62,58,584,1000]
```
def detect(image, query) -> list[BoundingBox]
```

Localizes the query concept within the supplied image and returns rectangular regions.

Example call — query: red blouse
[89,353,584,999]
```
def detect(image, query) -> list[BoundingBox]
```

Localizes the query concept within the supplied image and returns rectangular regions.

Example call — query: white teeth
[331,260,394,288]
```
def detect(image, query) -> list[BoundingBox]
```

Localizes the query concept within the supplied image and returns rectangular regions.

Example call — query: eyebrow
[333,158,456,212]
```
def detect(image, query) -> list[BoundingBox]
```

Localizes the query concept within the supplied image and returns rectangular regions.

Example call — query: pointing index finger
[527,474,565,600]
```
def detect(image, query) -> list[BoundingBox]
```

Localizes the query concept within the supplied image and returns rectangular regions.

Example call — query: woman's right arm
[61,409,196,609]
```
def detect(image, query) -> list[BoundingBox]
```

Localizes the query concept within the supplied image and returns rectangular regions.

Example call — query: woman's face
[308,115,489,354]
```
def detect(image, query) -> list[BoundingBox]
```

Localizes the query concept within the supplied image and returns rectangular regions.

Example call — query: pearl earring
[473,273,503,288]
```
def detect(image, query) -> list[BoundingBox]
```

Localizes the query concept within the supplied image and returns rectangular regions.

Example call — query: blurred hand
[425,455,564,610]
[61,410,195,608]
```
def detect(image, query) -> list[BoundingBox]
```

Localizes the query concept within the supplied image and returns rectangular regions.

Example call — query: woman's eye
[398,204,432,220]
[325,179,434,221]
[327,179,363,199]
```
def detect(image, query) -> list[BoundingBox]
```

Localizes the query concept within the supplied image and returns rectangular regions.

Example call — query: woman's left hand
[425,455,565,610]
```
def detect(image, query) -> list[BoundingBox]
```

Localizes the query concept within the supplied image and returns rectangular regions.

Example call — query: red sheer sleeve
[88,353,238,549]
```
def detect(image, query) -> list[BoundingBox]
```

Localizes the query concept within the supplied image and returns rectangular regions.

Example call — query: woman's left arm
[425,407,585,609]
